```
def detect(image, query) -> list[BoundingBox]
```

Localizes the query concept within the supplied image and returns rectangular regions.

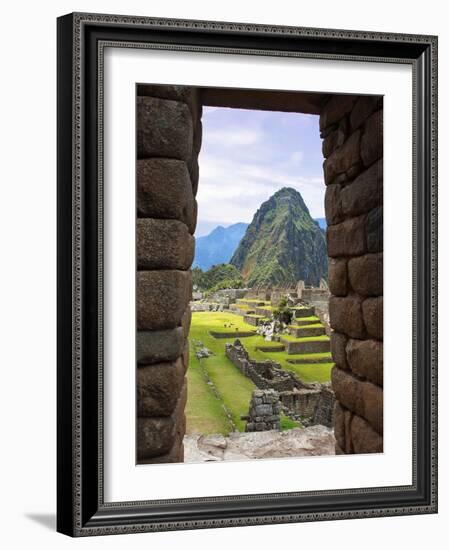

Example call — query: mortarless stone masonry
[136,86,383,461]
[321,93,383,454]
[243,389,281,432]
[226,340,335,427]
[136,85,202,463]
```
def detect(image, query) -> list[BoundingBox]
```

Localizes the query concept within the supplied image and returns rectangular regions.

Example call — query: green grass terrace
[186,310,333,436]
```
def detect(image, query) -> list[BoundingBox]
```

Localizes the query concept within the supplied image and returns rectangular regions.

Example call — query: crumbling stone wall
[280,389,321,417]
[321,94,383,454]
[227,340,334,424]
[312,384,335,428]
[136,85,202,463]
[225,340,301,392]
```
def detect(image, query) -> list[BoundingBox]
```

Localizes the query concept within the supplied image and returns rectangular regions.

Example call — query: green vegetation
[289,323,323,330]
[280,415,301,431]
[187,312,256,435]
[272,297,293,325]
[192,264,244,293]
[186,311,333,434]
[291,315,320,323]
[285,363,334,384]
[186,350,232,435]
[230,187,328,286]
[280,333,330,343]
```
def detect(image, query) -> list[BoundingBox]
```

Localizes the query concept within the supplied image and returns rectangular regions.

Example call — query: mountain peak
[193,222,249,271]
[230,188,327,286]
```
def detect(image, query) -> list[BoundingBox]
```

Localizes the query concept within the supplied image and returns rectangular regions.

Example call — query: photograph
[54,10,437,536]
[135,85,383,465]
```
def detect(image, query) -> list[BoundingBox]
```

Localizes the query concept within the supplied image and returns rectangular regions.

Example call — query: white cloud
[197,153,325,227]
[205,127,263,147]
[290,151,304,164]
[196,107,325,232]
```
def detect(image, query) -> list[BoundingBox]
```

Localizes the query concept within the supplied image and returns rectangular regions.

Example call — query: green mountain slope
[230,187,327,287]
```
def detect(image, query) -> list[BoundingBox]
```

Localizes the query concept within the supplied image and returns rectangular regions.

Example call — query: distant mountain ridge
[314,217,327,230]
[230,187,327,287]
[193,222,249,270]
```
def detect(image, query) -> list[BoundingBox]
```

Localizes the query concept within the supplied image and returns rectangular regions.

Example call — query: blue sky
[196,106,325,237]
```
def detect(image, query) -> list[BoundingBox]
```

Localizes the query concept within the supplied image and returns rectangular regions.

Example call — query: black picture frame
[57,12,438,537]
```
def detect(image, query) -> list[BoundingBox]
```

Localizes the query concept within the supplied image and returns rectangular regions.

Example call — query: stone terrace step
[291,306,315,318]
[254,306,273,317]
[280,337,330,355]
[288,325,326,338]
[229,304,255,316]
[255,344,286,352]
[286,354,333,365]
[291,317,319,326]
[209,330,257,339]
[243,314,267,327]
[236,299,267,307]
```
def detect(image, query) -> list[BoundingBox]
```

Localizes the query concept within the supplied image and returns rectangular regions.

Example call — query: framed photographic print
[57,12,438,536]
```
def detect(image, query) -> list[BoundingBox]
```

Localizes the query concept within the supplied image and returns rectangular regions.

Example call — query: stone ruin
[242,389,281,432]
[135,84,383,462]
[226,339,335,428]
[225,339,301,392]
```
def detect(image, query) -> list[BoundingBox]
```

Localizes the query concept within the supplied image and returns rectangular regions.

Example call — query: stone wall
[312,384,335,428]
[280,389,321,418]
[226,340,334,424]
[320,94,383,454]
[243,389,281,432]
[225,340,301,392]
[136,85,201,463]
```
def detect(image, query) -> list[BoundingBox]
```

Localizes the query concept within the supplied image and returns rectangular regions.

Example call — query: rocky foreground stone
[184,426,335,463]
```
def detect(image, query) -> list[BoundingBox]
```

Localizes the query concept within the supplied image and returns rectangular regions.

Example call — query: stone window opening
[136,85,383,463]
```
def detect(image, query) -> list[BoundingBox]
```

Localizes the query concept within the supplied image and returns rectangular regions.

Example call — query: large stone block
[137,383,187,459]
[367,206,383,253]
[350,414,383,454]
[193,120,203,155]
[137,218,195,271]
[137,158,197,234]
[136,416,176,459]
[325,183,343,225]
[348,253,383,297]
[346,339,383,386]
[137,96,193,160]
[330,331,348,370]
[361,109,383,167]
[137,84,202,125]
[340,159,383,217]
[181,306,192,338]
[322,119,347,158]
[137,358,186,417]
[323,130,361,184]
[138,432,184,464]
[137,327,185,365]
[182,339,189,372]
[350,96,382,130]
[362,297,383,340]
[333,401,353,453]
[137,270,192,330]
[329,295,366,339]
[328,258,347,296]
[332,366,383,434]
[327,216,366,258]
[320,95,358,131]
[188,155,200,197]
